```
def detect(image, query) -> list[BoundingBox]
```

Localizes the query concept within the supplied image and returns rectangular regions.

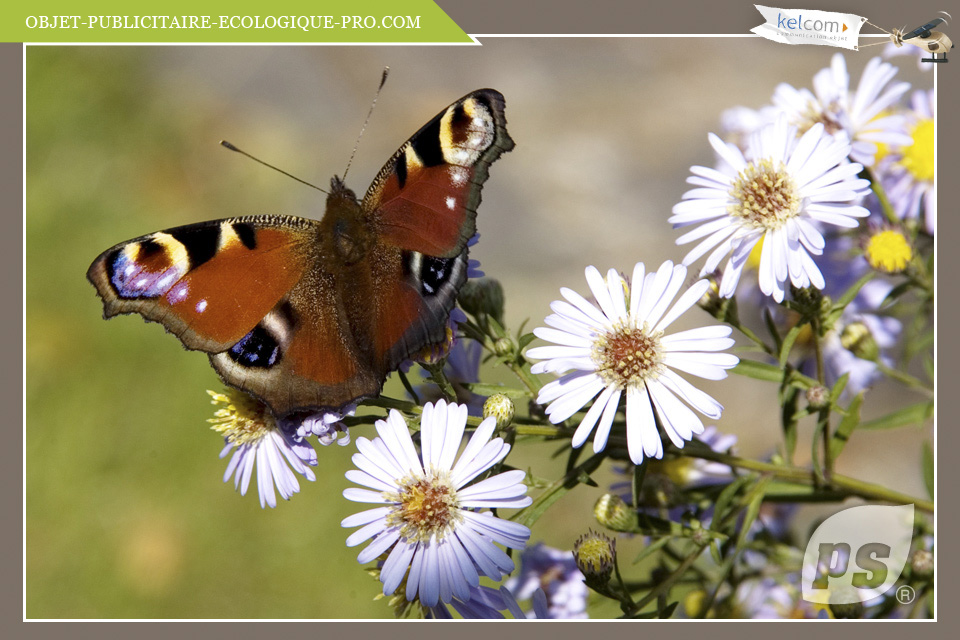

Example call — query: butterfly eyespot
[229,325,282,368]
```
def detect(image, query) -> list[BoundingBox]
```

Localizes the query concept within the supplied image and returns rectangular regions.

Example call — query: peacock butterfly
[87,89,514,418]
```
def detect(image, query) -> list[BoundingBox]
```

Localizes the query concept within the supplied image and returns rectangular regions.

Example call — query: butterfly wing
[87,216,317,352]
[360,89,514,371]
[89,214,384,416]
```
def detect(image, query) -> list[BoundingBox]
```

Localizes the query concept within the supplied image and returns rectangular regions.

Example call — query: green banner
[6,1,471,43]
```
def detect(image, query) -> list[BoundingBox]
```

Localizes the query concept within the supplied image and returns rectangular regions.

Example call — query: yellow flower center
[386,470,462,542]
[900,119,934,182]
[591,321,664,388]
[207,389,274,446]
[728,159,801,231]
[865,230,912,273]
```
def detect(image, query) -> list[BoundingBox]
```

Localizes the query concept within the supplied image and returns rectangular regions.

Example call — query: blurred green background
[26,41,932,618]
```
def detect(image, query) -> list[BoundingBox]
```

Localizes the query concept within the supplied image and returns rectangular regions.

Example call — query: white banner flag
[751,5,866,50]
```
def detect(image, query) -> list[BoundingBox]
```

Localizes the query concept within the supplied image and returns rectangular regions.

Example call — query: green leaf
[781,386,800,463]
[711,475,753,532]
[829,373,850,405]
[829,393,863,461]
[517,332,536,351]
[658,602,680,619]
[779,324,803,367]
[736,476,771,550]
[882,280,914,306]
[763,307,783,353]
[859,402,933,430]
[632,537,670,566]
[731,359,782,382]
[811,410,828,484]
[833,271,875,310]
[922,441,934,501]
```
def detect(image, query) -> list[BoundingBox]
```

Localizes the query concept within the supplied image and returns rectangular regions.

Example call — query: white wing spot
[445,196,456,210]
[124,264,135,277]
[449,167,468,186]
[196,299,208,313]
[135,278,147,288]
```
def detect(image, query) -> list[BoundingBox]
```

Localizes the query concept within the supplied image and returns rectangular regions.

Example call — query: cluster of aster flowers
[188,52,933,619]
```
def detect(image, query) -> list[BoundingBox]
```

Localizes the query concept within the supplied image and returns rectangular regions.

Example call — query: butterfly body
[87,89,514,418]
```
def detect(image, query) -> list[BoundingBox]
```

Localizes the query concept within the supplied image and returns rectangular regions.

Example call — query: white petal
[571,384,616,449]
[533,326,594,348]
[345,518,390,547]
[345,468,396,493]
[628,262,646,320]
[658,369,724,419]
[626,385,659,463]
[655,279,711,333]
[341,507,392,529]
[585,266,617,321]
[356,528,402,565]
[560,287,610,327]
[381,540,416,595]
[592,388,622,453]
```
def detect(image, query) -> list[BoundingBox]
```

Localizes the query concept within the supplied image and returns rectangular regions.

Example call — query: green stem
[624,543,706,617]
[868,168,900,226]
[681,448,933,513]
[505,359,543,396]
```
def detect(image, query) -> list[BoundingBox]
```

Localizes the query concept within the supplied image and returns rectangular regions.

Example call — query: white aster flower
[341,400,532,608]
[671,116,871,302]
[526,261,738,465]
[772,54,911,166]
[207,389,317,509]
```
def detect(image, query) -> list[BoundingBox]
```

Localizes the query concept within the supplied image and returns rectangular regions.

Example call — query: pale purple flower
[291,404,355,446]
[527,261,737,465]
[341,400,532,607]
[879,89,935,234]
[771,54,912,166]
[504,543,588,619]
[212,409,317,510]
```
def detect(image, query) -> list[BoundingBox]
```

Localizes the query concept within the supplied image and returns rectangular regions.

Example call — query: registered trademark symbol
[896,585,916,605]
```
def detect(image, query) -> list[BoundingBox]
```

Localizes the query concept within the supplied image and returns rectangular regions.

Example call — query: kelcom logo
[777,12,849,33]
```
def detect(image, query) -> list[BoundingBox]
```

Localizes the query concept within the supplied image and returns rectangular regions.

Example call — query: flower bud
[573,529,616,587]
[458,278,505,323]
[483,393,515,430]
[840,322,879,361]
[493,336,515,357]
[805,385,829,409]
[594,493,636,532]
[911,548,933,577]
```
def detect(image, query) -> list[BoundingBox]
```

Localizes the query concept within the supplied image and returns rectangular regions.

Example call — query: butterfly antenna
[342,67,390,182]
[220,140,329,195]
